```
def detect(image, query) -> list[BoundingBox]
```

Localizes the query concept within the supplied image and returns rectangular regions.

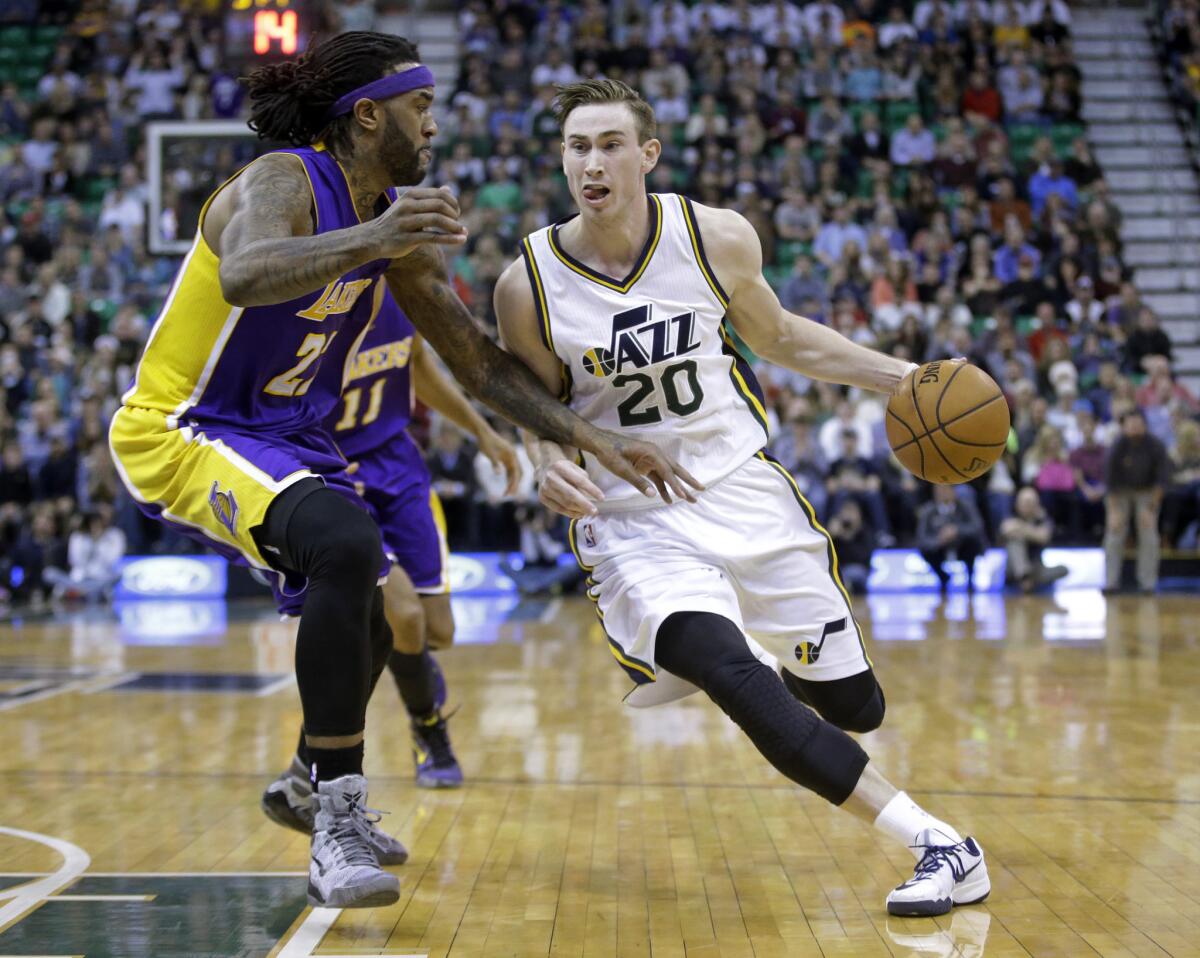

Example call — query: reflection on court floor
[1,593,1196,957]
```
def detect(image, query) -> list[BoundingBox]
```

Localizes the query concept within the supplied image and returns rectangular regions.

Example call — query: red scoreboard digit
[226,0,308,62]
[253,10,298,55]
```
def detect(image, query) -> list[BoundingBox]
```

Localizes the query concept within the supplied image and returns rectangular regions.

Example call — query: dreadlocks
[243,31,420,155]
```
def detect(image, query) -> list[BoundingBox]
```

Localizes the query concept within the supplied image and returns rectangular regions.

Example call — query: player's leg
[255,480,404,904]
[719,454,987,915]
[655,611,988,918]
[384,486,462,788]
[422,592,456,650]
[780,668,885,734]
[110,414,400,906]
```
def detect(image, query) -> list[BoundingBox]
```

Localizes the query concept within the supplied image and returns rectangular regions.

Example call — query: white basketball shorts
[569,451,872,707]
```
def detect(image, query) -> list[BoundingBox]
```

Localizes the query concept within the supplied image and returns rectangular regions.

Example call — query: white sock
[874,791,964,859]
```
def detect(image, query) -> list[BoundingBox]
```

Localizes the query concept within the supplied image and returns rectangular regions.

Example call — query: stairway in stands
[1077,4,1200,395]
[378,4,460,106]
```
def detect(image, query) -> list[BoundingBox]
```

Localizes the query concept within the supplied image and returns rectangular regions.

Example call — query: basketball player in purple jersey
[261,293,516,831]
[110,33,699,909]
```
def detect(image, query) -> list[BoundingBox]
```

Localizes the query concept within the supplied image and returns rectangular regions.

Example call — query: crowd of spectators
[1157,0,1200,129]
[1,0,1199,608]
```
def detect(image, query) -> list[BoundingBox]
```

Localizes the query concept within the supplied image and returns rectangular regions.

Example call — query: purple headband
[326,65,435,122]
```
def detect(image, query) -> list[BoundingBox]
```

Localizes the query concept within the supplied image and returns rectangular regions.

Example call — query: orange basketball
[885,359,1010,484]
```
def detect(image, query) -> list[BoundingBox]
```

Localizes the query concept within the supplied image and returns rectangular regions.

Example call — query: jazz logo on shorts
[209,481,239,535]
[794,616,847,665]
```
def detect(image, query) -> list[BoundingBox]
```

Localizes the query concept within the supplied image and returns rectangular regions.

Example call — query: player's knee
[836,683,886,733]
[782,669,886,733]
[425,616,454,650]
[714,665,868,805]
[386,596,425,653]
[314,506,382,584]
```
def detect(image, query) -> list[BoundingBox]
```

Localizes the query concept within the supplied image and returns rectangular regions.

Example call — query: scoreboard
[224,0,311,63]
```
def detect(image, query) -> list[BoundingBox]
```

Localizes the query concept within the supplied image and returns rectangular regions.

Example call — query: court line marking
[48,895,156,902]
[0,872,306,878]
[0,671,136,712]
[539,599,563,623]
[255,675,295,697]
[0,827,90,933]
[275,906,427,958]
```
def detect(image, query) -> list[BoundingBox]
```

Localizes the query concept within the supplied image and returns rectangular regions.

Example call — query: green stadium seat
[775,240,812,266]
[764,265,788,289]
[1050,123,1085,155]
[845,101,877,129]
[80,177,115,202]
[884,99,919,125]
[23,42,54,64]
[854,168,874,198]
[1006,123,1041,145]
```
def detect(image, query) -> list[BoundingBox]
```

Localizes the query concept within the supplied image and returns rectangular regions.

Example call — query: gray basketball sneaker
[262,756,408,865]
[307,774,401,909]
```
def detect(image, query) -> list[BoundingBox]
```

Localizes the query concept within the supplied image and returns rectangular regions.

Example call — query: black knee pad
[782,668,886,733]
[310,504,382,584]
[259,481,383,588]
[843,683,885,733]
[656,611,868,804]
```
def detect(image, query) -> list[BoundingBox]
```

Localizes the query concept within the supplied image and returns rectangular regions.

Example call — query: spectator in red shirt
[962,69,1002,124]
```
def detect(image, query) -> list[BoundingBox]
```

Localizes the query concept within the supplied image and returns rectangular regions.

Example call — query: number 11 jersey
[521,193,769,511]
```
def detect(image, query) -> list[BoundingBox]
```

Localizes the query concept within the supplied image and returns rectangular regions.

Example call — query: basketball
[886,359,1010,485]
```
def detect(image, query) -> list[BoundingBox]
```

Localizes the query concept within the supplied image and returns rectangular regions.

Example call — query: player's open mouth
[582,185,609,203]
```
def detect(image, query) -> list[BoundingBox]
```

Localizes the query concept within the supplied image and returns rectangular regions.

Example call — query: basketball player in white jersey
[494,80,990,918]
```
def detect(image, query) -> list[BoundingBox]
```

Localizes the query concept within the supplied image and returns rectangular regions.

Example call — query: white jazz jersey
[521,193,770,511]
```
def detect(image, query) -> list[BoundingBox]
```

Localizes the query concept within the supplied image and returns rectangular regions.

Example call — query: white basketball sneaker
[307,774,401,909]
[262,757,408,865]
[886,829,990,917]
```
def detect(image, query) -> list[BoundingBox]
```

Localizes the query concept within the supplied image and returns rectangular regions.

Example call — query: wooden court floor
[0,590,1197,957]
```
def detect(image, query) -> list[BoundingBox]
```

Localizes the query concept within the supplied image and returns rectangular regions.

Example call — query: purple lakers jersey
[122,145,395,436]
[325,293,425,495]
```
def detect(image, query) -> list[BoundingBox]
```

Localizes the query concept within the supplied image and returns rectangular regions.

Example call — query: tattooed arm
[387,248,702,503]
[208,154,466,307]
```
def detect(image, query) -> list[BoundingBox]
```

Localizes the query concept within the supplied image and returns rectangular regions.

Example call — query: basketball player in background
[110,37,697,910]
[494,79,990,917]
[262,292,518,835]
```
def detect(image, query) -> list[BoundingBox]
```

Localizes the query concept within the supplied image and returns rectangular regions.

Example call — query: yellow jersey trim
[755,452,873,668]
[521,236,554,352]
[124,153,319,419]
[679,195,730,309]
[568,518,656,683]
[720,324,770,434]
[547,194,663,294]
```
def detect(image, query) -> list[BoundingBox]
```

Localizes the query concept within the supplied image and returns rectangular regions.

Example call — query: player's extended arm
[387,248,701,505]
[211,156,466,307]
[694,204,915,394]
[493,259,606,518]
[410,335,521,495]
